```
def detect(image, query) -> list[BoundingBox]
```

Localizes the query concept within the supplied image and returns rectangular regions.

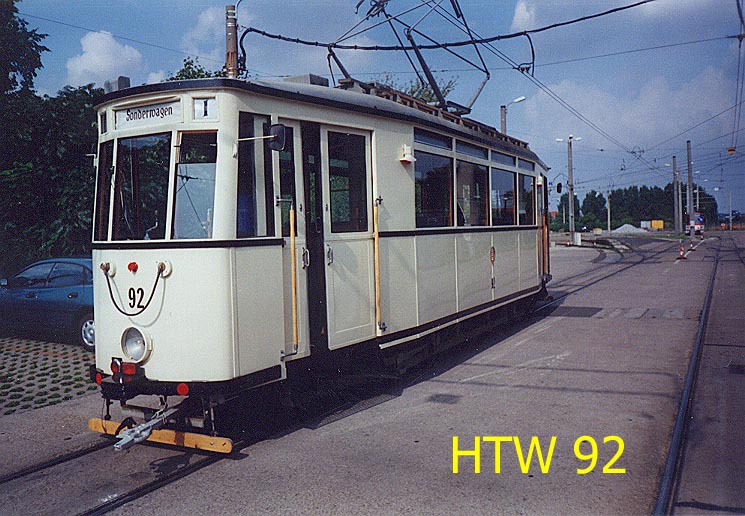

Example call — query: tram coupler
[114,407,179,452]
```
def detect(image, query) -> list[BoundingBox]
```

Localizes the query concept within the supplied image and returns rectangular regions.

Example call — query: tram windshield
[113,133,171,241]
[95,130,222,242]
[173,132,217,239]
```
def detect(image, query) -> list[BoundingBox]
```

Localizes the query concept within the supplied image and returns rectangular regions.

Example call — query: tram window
[237,112,274,238]
[456,140,488,160]
[278,126,296,237]
[94,140,113,240]
[414,128,452,150]
[415,150,453,228]
[328,132,368,233]
[113,133,171,241]
[491,168,516,226]
[491,151,515,167]
[518,158,535,171]
[456,161,488,226]
[173,132,218,239]
[518,174,535,225]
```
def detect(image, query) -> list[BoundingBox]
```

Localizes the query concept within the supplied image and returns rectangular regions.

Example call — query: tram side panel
[416,234,458,325]
[519,229,540,291]
[379,236,419,336]
[234,246,288,377]
[492,231,520,300]
[456,233,493,310]
[372,125,421,338]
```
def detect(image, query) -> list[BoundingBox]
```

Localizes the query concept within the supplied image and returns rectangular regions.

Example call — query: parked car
[0,257,94,351]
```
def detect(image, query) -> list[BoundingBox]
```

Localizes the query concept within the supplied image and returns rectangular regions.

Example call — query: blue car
[0,257,95,351]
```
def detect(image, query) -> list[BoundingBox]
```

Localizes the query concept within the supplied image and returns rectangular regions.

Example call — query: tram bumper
[89,364,182,401]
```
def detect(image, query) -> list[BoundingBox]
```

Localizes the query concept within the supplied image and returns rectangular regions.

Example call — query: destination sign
[115,101,181,129]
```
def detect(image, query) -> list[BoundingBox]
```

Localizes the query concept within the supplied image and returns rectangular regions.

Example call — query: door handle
[302,247,310,269]
[68,292,79,299]
[326,245,334,266]
[25,292,35,299]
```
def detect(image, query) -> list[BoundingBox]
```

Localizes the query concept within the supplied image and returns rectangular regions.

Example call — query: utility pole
[673,156,683,233]
[607,190,611,234]
[556,135,580,244]
[568,137,575,243]
[676,173,683,233]
[687,140,694,234]
[673,156,680,233]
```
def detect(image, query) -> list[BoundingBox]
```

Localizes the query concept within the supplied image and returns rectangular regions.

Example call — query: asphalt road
[0,233,740,515]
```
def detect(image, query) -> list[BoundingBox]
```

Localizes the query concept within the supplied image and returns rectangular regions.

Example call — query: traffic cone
[676,241,686,260]
[689,240,695,251]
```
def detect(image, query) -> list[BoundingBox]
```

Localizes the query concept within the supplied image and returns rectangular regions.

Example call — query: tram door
[319,127,375,350]
[298,122,329,354]
[294,123,375,353]
[537,174,549,278]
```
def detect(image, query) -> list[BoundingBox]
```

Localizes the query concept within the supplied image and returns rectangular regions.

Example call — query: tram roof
[97,77,547,170]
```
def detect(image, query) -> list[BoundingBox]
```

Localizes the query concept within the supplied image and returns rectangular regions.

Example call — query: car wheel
[78,312,95,352]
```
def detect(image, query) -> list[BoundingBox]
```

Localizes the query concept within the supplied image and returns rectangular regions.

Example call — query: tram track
[76,449,226,516]
[537,238,678,314]
[660,234,745,515]
[0,440,112,486]
[0,376,403,515]
[652,235,736,515]
[0,433,232,516]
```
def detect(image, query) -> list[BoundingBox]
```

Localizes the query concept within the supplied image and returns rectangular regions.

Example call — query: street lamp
[500,96,526,134]
[556,135,581,244]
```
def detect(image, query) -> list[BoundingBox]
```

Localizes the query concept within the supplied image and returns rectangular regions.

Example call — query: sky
[17,0,745,217]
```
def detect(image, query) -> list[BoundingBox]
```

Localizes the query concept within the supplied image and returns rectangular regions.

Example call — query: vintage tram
[87,70,551,452]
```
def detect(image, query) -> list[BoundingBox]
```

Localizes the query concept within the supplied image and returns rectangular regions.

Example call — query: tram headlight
[121,327,150,363]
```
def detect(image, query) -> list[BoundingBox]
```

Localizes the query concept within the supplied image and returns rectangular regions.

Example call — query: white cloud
[146,70,167,84]
[524,65,732,151]
[510,0,538,32]
[66,32,144,87]
[181,6,224,64]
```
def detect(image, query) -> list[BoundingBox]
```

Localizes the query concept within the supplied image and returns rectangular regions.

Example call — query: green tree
[0,84,101,276]
[581,190,606,223]
[556,192,580,231]
[377,72,457,102]
[1,1,48,169]
[0,0,48,94]
[167,57,226,80]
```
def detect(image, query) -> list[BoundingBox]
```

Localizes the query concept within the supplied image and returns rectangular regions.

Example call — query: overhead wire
[731,0,745,151]
[241,0,658,52]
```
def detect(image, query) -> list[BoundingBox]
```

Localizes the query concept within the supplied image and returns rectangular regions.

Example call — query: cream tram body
[91,77,550,402]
